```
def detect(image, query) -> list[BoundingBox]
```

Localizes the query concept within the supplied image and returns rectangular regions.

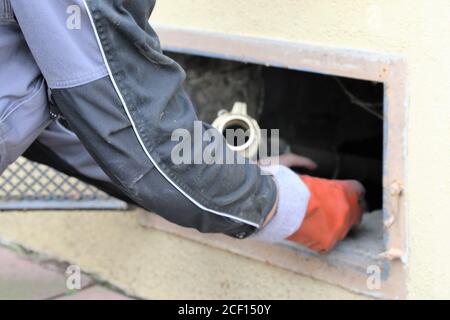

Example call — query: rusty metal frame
[139,24,408,299]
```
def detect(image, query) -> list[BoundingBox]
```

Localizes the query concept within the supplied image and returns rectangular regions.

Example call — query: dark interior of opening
[223,120,251,147]
[167,52,384,211]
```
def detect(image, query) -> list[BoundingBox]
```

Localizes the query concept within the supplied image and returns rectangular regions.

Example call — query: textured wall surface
[0,211,365,299]
[152,0,450,299]
[0,0,449,299]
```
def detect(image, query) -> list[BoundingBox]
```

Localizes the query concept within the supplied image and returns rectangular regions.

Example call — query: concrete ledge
[0,210,366,299]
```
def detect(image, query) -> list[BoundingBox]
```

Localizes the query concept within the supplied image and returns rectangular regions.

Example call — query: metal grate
[0,157,127,210]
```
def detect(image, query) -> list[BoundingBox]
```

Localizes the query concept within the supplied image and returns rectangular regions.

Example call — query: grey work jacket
[1,0,277,238]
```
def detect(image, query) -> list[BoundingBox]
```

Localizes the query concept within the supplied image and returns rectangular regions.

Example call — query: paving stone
[0,246,93,300]
[0,247,69,299]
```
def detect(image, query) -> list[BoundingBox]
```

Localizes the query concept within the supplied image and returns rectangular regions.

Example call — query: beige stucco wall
[152,0,450,299]
[0,0,449,299]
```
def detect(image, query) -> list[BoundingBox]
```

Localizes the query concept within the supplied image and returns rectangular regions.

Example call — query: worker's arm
[9,0,365,252]
[10,0,289,239]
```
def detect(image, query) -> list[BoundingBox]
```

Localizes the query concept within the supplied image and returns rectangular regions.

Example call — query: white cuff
[251,165,310,243]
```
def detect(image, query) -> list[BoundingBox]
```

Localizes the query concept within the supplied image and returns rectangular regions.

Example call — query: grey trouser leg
[36,120,110,182]
[0,0,109,183]
[0,2,51,173]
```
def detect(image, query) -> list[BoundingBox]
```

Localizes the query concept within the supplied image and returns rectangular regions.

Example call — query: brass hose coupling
[212,102,261,160]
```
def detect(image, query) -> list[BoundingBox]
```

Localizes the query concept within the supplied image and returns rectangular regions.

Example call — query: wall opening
[168,52,384,246]
[139,27,407,298]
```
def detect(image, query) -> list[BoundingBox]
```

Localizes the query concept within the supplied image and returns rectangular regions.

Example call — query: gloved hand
[286,175,365,253]
[256,153,365,254]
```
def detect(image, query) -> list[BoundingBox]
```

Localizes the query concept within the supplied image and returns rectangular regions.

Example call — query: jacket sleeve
[10,0,277,238]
